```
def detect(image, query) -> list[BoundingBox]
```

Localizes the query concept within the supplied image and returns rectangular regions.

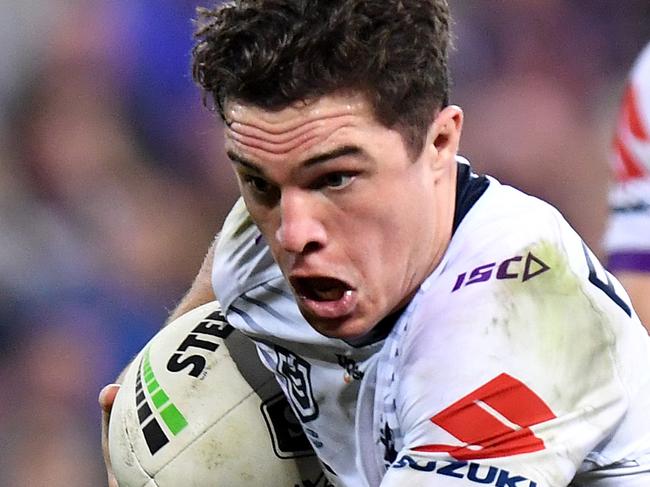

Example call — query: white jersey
[213,161,650,486]
[603,42,650,272]
[213,197,383,486]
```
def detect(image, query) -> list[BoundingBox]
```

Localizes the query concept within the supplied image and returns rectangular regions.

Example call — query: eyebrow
[226,145,362,173]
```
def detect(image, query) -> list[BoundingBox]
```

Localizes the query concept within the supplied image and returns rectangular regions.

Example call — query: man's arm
[99,237,217,486]
[165,236,218,323]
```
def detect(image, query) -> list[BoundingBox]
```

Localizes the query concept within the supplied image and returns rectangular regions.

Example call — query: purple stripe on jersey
[607,251,650,272]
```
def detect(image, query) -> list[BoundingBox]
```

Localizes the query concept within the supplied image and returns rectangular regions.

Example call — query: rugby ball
[108,301,325,486]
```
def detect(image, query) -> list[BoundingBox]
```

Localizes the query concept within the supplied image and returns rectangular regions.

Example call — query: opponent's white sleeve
[604,42,650,271]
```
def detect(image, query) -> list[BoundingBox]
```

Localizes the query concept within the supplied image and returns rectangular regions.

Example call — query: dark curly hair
[192,0,452,156]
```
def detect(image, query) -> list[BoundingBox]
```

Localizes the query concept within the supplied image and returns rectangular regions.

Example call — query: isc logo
[452,252,550,292]
[166,310,234,378]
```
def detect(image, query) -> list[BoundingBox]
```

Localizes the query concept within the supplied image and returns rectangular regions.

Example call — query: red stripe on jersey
[413,373,556,460]
[413,428,545,460]
[614,134,646,181]
[623,84,649,141]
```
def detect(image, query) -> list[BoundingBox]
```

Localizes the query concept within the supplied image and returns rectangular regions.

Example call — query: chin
[306,315,370,341]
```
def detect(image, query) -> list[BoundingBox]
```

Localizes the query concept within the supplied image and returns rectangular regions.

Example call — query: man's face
[224,92,461,340]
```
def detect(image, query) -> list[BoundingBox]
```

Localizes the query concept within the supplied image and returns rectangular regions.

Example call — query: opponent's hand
[99,384,121,487]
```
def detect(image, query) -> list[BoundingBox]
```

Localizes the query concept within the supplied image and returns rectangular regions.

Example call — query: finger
[99,384,120,413]
[100,384,121,487]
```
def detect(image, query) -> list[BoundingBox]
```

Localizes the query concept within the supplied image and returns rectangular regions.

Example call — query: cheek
[357,201,430,276]
[349,218,402,282]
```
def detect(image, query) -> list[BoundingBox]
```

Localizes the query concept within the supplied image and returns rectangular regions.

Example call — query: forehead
[225,92,374,127]
[223,93,382,163]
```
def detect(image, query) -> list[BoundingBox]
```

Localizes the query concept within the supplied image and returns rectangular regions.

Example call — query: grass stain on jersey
[494,239,621,416]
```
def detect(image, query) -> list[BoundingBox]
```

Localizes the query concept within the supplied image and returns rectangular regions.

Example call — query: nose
[275,189,327,255]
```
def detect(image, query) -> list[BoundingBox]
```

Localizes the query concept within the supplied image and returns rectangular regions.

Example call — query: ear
[425,105,463,176]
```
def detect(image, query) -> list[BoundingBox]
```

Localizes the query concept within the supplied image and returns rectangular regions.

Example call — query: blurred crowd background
[0,1,648,485]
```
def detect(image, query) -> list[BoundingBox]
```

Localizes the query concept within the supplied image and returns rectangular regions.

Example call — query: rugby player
[102,2,650,485]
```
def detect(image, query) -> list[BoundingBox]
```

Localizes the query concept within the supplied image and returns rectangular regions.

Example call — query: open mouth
[291,276,353,302]
[290,275,358,322]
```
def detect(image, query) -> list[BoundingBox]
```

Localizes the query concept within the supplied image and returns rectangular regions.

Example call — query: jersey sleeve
[377,205,650,486]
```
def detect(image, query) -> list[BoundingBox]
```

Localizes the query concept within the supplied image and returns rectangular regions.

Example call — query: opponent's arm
[605,44,650,334]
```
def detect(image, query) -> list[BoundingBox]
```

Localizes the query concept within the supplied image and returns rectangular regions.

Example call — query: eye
[243,174,271,194]
[240,174,281,205]
[317,172,356,190]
